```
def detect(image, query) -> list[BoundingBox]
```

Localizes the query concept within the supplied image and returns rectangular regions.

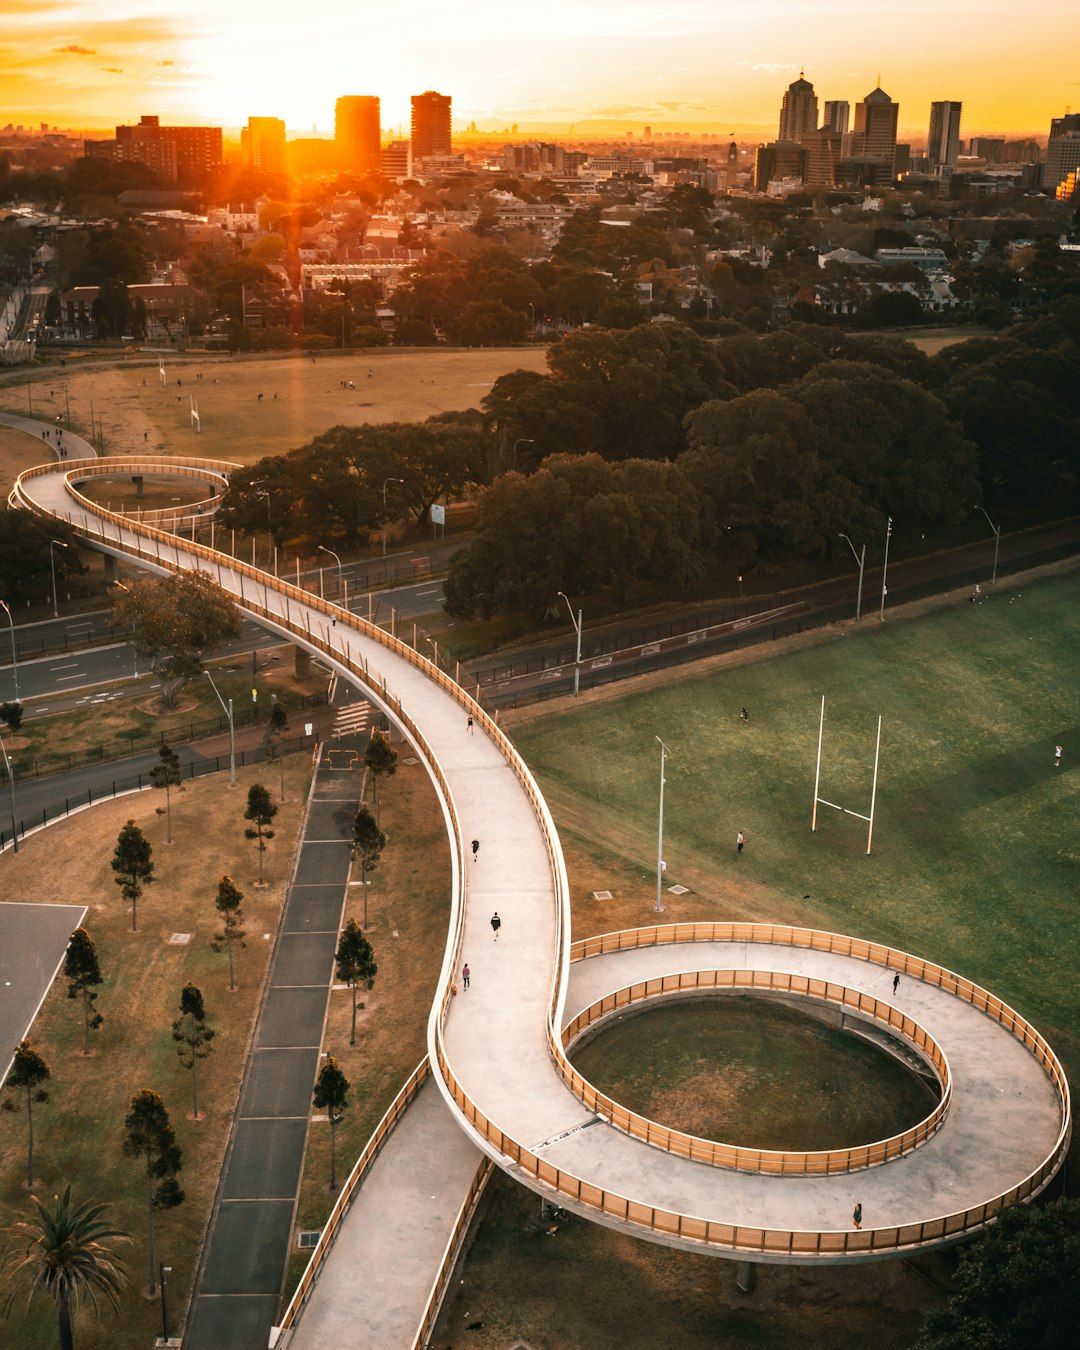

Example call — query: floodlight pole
[557,590,583,696]
[654,735,670,913]
[318,545,343,603]
[811,694,825,832]
[975,505,1001,586]
[866,715,882,855]
[838,533,866,624]
[49,538,69,617]
[0,728,18,852]
[204,671,235,785]
[879,516,893,622]
[0,599,17,701]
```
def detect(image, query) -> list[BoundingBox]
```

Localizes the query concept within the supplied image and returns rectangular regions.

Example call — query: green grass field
[511,569,1080,1077]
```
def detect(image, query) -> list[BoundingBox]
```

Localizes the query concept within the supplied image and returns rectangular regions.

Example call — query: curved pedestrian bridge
[12,456,1070,1268]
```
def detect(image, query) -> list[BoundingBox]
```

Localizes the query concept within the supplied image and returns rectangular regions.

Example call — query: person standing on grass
[490,912,501,941]
[462,963,470,990]
[1055,744,1063,768]
[736,830,745,854]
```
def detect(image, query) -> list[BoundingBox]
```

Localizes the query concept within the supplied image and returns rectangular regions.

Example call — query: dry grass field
[2,348,547,469]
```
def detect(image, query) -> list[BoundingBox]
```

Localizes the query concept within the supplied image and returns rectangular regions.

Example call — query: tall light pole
[0,727,18,852]
[557,590,583,696]
[204,671,235,786]
[975,505,1001,586]
[879,516,893,622]
[837,533,866,624]
[381,477,404,557]
[0,599,17,701]
[159,1264,173,1343]
[49,539,68,618]
[654,736,670,913]
[511,438,534,471]
[318,545,343,603]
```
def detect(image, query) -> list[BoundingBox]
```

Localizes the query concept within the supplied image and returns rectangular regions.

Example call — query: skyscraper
[927,101,962,176]
[335,96,381,174]
[242,117,286,175]
[852,86,899,170]
[823,101,850,135]
[1045,113,1080,195]
[778,73,818,142]
[411,90,452,160]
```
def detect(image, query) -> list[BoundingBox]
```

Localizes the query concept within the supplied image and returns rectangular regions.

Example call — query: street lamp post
[654,736,670,913]
[381,478,404,557]
[511,438,534,471]
[0,728,18,852]
[49,539,69,618]
[204,671,235,786]
[0,599,17,701]
[837,533,866,624]
[975,505,1001,585]
[557,591,583,696]
[879,516,893,622]
[318,545,344,604]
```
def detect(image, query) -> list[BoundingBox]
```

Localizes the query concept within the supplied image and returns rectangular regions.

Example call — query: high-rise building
[335,96,381,174]
[411,90,452,160]
[823,101,850,135]
[779,73,818,142]
[1045,113,1080,195]
[801,126,842,187]
[103,115,222,185]
[242,117,286,175]
[927,101,962,176]
[851,86,899,171]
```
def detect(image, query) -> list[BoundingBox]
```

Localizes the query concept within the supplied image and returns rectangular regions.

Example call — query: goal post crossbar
[811,696,882,854]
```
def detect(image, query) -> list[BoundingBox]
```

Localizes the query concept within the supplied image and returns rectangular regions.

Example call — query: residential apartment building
[927,101,962,176]
[85,115,222,186]
[242,117,286,174]
[336,96,381,174]
[411,91,452,160]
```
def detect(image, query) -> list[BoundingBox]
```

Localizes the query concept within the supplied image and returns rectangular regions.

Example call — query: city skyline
[1,0,1077,138]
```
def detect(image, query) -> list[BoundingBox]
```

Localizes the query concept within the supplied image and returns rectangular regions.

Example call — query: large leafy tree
[0,514,82,608]
[110,821,154,932]
[243,783,277,885]
[171,984,215,1121]
[63,928,104,1056]
[334,919,377,1045]
[916,1198,1080,1350]
[121,1090,183,1297]
[3,1042,50,1190]
[1,1186,129,1350]
[312,1057,350,1189]
[110,573,241,709]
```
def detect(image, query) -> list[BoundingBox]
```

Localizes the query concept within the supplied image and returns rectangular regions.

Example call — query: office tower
[1045,113,1080,194]
[243,117,286,174]
[110,115,222,184]
[927,101,962,175]
[335,96,381,174]
[823,101,849,135]
[801,126,842,187]
[852,86,899,169]
[411,90,452,160]
[970,137,1005,163]
[754,140,808,191]
[779,73,818,142]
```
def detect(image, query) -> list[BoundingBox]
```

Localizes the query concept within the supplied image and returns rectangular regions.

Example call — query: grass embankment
[432,567,1080,1349]
[0,759,311,1350]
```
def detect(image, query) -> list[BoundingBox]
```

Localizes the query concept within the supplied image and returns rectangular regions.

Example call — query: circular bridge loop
[11,454,1072,1265]
[561,968,952,1175]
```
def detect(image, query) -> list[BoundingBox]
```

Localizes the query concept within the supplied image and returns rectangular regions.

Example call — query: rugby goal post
[158,356,166,386]
[811,695,882,856]
[190,397,200,432]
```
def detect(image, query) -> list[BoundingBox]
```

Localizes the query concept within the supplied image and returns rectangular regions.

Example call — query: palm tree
[1,1186,129,1350]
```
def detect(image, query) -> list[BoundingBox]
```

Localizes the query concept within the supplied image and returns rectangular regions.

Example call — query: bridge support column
[735,1261,757,1295]
[294,646,311,678]
[102,554,117,583]
[131,475,144,497]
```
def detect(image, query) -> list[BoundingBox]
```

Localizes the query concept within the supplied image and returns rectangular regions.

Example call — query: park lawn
[1,348,547,467]
[282,754,451,1307]
[508,567,1080,1079]
[0,757,311,1350]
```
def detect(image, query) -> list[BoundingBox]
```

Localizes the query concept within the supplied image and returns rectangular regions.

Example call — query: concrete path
[182,740,362,1350]
[0,902,86,1081]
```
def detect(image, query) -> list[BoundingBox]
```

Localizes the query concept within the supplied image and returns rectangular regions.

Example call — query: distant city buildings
[778,74,818,142]
[851,86,899,168]
[335,96,381,174]
[823,101,850,135]
[1045,112,1080,198]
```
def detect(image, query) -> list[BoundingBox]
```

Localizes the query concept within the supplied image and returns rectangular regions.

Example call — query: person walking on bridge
[490,912,501,941]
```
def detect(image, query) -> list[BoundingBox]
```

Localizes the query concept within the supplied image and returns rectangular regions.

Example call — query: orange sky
[1,0,1076,138]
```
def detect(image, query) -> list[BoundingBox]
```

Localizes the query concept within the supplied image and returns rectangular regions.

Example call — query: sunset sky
[2,0,1076,139]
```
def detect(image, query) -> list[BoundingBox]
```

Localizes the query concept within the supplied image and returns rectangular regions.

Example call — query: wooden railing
[16,459,1072,1263]
[410,1156,493,1350]
[559,968,951,1174]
